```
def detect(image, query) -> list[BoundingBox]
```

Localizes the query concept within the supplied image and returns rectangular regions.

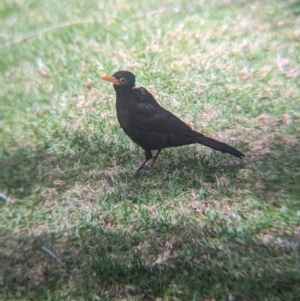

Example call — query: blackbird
[101,71,244,172]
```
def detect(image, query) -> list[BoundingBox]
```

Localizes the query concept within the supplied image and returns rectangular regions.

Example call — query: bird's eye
[119,78,126,84]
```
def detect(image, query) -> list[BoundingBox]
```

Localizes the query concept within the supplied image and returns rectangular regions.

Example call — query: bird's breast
[116,99,134,129]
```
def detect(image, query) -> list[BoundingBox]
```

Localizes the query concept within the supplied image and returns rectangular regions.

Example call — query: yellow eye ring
[119,78,126,84]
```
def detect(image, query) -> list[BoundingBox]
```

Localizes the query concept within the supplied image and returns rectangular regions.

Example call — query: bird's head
[101,71,136,91]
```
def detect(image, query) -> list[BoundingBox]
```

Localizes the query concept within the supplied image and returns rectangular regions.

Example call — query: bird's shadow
[2,132,298,204]
[0,140,245,203]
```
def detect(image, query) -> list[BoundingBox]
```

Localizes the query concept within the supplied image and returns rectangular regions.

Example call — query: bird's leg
[136,149,152,172]
[150,149,162,168]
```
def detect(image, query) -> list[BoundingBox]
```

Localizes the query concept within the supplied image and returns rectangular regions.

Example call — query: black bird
[101,71,244,172]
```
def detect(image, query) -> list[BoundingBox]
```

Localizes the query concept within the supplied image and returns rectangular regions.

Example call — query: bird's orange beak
[101,75,120,85]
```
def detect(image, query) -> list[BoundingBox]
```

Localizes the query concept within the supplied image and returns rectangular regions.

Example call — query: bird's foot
[143,164,151,170]
[125,172,133,179]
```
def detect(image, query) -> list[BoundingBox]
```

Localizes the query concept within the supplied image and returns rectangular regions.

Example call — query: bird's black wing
[131,87,195,136]
[129,87,244,158]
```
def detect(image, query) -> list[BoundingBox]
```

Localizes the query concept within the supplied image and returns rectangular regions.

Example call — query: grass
[0,0,300,300]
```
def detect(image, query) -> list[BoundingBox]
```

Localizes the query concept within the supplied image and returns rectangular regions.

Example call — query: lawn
[0,0,300,300]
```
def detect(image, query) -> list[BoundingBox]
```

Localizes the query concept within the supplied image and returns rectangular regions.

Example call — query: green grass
[1,0,300,300]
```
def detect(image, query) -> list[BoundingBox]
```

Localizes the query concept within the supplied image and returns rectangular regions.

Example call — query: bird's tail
[195,133,244,158]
